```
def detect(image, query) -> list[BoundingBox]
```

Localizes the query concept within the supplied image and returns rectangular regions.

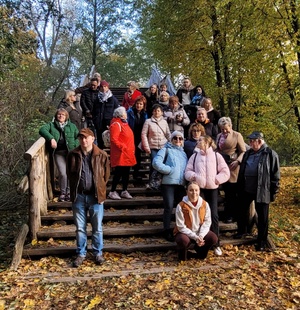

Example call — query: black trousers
[237,191,269,243]
[200,188,219,245]
[111,166,131,192]
[223,181,239,219]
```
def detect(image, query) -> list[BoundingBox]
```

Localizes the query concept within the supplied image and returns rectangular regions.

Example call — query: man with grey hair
[235,131,280,251]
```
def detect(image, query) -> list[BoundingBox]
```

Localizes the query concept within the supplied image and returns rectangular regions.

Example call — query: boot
[178,249,187,261]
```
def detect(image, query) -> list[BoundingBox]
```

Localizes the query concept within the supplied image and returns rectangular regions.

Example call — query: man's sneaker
[73,256,85,268]
[65,193,70,202]
[121,190,133,199]
[58,194,65,202]
[214,246,223,256]
[95,255,105,265]
[108,191,121,200]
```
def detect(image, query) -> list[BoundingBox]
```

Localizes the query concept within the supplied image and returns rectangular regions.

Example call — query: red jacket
[122,90,142,110]
[110,117,137,167]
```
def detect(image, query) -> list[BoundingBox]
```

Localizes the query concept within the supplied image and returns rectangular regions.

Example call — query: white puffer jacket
[141,116,171,152]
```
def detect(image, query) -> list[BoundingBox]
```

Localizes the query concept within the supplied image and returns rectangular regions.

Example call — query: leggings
[111,166,131,191]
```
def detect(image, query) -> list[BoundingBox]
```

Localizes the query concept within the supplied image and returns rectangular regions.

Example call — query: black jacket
[93,95,119,130]
[238,144,280,203]
[80,88,100,116]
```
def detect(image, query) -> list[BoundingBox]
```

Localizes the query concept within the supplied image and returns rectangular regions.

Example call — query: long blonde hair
[200,135,216,150]
[64,90,76,104]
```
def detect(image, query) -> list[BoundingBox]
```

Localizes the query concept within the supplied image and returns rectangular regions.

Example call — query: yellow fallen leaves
[0,300,5,310]
[85,296,102,309]
[24,299,35,307]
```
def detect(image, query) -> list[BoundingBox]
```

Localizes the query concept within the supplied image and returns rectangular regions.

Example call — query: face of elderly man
[249,138,264,152]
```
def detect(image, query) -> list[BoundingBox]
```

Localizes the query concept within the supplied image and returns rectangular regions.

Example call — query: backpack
[102,129,110,148]
[102,121,121,148]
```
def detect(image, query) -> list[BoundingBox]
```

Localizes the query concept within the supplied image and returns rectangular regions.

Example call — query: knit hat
[100,80,109,87]
[170,131,184,140]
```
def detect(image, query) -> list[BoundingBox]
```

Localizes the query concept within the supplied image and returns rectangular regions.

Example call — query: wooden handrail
[23,136,50,239]
[24,137,46,161]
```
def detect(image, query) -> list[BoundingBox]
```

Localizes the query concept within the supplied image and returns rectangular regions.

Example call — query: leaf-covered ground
[0,167,300,309]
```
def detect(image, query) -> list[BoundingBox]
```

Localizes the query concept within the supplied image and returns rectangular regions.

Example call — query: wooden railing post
[24,137,51,240]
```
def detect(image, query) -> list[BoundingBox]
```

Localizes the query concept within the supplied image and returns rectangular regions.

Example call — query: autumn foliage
[0,167,299,309]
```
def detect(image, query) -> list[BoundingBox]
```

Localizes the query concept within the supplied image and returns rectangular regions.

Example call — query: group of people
[38,73,280,267]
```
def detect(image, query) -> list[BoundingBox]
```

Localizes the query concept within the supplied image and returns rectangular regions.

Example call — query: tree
[0,4,37,79]
[77,0,123,67]
[20,0,80,102]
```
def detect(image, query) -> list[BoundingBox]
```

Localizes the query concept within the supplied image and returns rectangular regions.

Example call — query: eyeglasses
[173,136,183,141]
[249,139,258,143]
[192,130,201,133]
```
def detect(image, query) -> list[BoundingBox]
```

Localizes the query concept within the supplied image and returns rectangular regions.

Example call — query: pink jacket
[185,147,230,189]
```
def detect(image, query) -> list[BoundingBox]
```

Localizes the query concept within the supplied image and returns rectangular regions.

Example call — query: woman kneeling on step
[174,182,218,261]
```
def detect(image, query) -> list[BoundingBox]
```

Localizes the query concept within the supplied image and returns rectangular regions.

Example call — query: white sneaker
[108,191,121,200]
[120,190,133,199]
[214,246,222,256]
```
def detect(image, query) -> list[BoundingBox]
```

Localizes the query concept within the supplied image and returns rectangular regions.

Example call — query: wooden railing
[23,137,50,240]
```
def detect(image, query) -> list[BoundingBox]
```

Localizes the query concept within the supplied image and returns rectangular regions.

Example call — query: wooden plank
[47,196,164,210]
[22,237,255,257]
[36,221,238,239]
[43,208,166,222]
[10,224,29,270]
[24,137,46,161]
[23,242,176,257]
[41,211,237,232]
[37,224,165,239]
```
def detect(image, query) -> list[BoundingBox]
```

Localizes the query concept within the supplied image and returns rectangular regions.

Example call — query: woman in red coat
[108,106,137,200]
[122,81,142,110]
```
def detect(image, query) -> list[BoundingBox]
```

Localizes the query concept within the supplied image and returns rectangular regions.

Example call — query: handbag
[149,148,168,190]
[137,141,144,151]
[218,152,237,165]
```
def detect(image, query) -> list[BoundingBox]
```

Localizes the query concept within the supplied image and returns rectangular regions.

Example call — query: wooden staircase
[21,150,256,259]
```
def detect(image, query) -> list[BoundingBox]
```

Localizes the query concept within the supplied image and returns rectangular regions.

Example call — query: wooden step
[48,196,164,210]
[43,208,229,225]
[22,234,255,257]
[36,221,238,239]
[43,208,168,222]
[23,238,177,257]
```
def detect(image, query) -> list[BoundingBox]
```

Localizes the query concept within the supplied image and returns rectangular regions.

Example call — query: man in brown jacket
[67,128,110,267]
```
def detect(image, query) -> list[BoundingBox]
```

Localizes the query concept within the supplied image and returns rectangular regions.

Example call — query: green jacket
[39,120,79,151]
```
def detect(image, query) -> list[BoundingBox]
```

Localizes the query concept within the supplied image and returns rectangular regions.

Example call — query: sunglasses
[173,136,183,141]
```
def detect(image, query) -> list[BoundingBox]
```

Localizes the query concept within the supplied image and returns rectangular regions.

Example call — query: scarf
[99,89,112,102]
[59,122,67,130]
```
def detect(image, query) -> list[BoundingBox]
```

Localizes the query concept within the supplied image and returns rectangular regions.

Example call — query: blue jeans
[72,194,104,257]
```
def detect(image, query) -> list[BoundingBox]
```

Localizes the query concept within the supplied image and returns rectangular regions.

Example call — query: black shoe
[164,230,175,242]
[255,241,266,252]
[225,217,233,224]
[178,250,187,261]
